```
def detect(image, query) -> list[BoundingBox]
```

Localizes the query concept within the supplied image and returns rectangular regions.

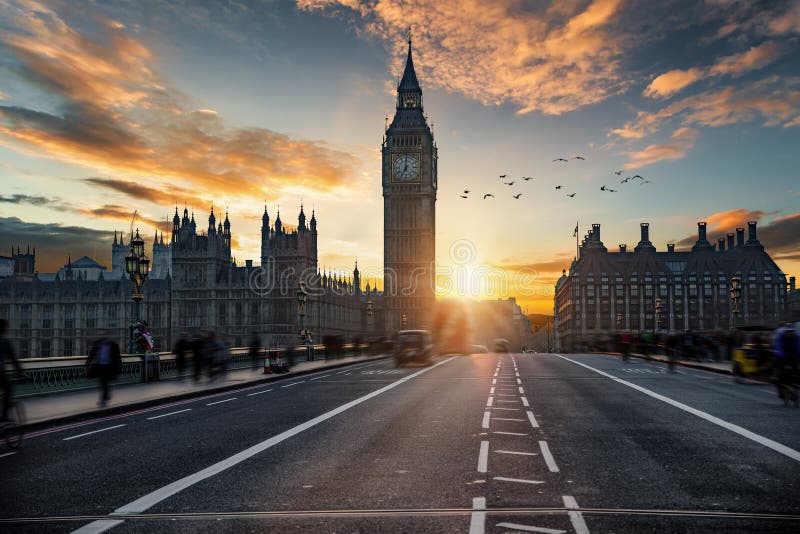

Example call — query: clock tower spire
[382,32,438,333]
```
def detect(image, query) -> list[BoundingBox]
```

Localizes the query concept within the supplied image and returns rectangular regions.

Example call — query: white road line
[521,397,530,407]
[517,378,522,384]
[246,389,273,397]
[482,411,491,429]
[146,409,192,420]
[555,354,800,463]
[539,441,559,472]
[492,407,520,411]
[492,378,497,385]
[497,400,519,404]
[71,357,457,534]
[496,393,517,397]
[493,431,527,436]
[469,497,486,534]
[493,476,544,485]
[206,397,237,406]
[0,451,18,458]
[526,410,540,428]
[563,495,590,534]
[309,374,330,381]
[63,424,126,441]
[496,523,565,534]
[518,387,525,394]
[280,381,304,388]
[489,387,496,395]
[493,417,524,421]
[486,397,494,407]
[477,440,489,473]
[495,450,537,456]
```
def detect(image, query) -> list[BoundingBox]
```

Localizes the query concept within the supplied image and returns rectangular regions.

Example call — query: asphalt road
[2,353,799,533]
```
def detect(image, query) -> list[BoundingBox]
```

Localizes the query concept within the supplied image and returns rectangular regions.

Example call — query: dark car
[393,330,436,367]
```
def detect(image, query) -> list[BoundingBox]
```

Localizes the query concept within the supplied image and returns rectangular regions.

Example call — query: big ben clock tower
[383,33,437,333]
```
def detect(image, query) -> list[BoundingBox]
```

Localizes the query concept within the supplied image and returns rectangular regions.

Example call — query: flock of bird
[457,155,654,201]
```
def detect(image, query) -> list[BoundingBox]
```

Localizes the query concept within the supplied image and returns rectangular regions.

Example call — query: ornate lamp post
[729,275,742,331]
[297,280,308,335]
[655,298,663,333]
[401,311,408,329]
[125,228,149,354]
[616,312,623,331]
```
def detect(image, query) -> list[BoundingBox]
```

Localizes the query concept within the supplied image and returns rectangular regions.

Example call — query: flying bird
[459,195,469,199]
[505,181,516,186]
[499,174,508,179]
[483,193,494,199]
[555,185,563,190]
[614,170,624,176]
[640,180,651,185]
[572,156,585,160]
[632,174,644,180]
[553,158,568,162]
[522,176,533,181]
[513,193,523,199]
[620,177,631,184]
[463,190,471,194]
[600,185,607,191]
[567,193,576,198]
[608,188,618,193]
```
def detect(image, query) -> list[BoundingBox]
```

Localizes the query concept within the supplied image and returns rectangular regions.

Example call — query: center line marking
[206,398,237,406]
[489,387,496,395]
[486,397,494,407]
[496,393,517,397]
[497,400,518,403]
[493,431,527,436]
[492,378,497,385]
[495,450,537,456]
[477,440,489,473]
[71,357,457,534]
[492,407,520,411]
[493,417,524,421]
[63,424,126,441]
[281,381,304,388]
[526,410,540,428]
[246,389,273,397]
[469,497,486,534]
[518,387,525,393]
[494,476,544,485]
[482,411,491,429]
[146,409,192,420]
[563,495,590,534]
[517,378,522,384]
[556,354,800,463]
[0,451,18,458]
[539,441,559,472]
[496,523,565,534]
[309,374,330,381]
[521,397,530,407]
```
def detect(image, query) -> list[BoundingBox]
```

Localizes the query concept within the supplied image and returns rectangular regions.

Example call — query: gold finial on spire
[407,26,412,46]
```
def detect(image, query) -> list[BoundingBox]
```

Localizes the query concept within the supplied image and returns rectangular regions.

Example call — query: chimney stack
[592,223,601,242]
[747,220,758,244]
[619,244,627,253]
[640,223,649,242]
[667,243,675,253]
[698,221,707,242]
[718,238,725,252]
[790,276,796,292]
[736,227,745,248]
[727,233,734,250]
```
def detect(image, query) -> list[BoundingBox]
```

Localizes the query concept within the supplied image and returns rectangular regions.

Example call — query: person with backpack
[86,329,122,407]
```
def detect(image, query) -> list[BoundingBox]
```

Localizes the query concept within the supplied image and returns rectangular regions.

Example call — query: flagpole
[576,220,579,261]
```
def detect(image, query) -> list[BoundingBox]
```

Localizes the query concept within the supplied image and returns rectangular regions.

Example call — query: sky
[0,0,798,314]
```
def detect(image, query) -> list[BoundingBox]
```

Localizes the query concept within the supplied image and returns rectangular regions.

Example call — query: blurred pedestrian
[86,329,121,407]
[173,332,190,379]
[0,319,24,422]
[192,331,206,382]
[774,323,799,406]
[248,333,262,370]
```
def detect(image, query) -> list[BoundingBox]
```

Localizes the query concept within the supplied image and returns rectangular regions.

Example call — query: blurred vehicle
[469,344,489,354]
[731,326,775,382]
[492,338,510,353]
[393,330,436,367]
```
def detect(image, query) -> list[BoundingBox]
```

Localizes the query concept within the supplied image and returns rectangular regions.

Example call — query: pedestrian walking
[191,331,206,383]
[0,319,24,422]
[248,333,262,371]
[173,332,190,379]
[86,329,122,407]
[774,323,799,406]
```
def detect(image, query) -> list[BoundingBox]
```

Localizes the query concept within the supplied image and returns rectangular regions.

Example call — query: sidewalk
[599,351,732,374]
[21,354,386,427]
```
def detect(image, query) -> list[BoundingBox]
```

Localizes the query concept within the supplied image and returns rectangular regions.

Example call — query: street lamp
[401,311,408,329]
[125,228,149,354]
[655,298,663,333]
[297,281,310,360]
[729,274,742,331]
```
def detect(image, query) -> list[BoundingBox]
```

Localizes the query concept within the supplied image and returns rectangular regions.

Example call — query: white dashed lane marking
[63,424,126,441]
[146,409,192,420]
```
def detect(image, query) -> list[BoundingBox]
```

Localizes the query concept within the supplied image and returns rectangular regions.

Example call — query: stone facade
[554,220,789,352]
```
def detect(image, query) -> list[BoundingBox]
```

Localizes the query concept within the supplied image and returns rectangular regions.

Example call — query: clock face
[392,154,420,182]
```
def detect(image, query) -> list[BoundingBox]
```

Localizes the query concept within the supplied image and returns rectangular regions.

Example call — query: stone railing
[14,343,369,397]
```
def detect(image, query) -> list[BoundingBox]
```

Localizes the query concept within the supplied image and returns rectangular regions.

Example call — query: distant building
[0,205,383,357]
[469,298,533,352]
[555,220,789,352]
[787,276,800,322]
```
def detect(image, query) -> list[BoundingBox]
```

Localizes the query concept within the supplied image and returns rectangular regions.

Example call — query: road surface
[2,353,799,533]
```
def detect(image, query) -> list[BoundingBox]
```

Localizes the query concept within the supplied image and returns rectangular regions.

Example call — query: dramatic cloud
[675,208,767,247]
[0,194,52,206]
[0,1,361,204]
[623,127,697,169]
[644,68,704,99]
[299,0,628,115]
[83,177,208,209]
[0,216,113,271]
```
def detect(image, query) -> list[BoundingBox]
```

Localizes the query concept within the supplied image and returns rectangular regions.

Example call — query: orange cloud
[623,127,697,169]
[299,0,627,115]
[643,68,704,99]
[0,2,361,205]
[709,41,784,77]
